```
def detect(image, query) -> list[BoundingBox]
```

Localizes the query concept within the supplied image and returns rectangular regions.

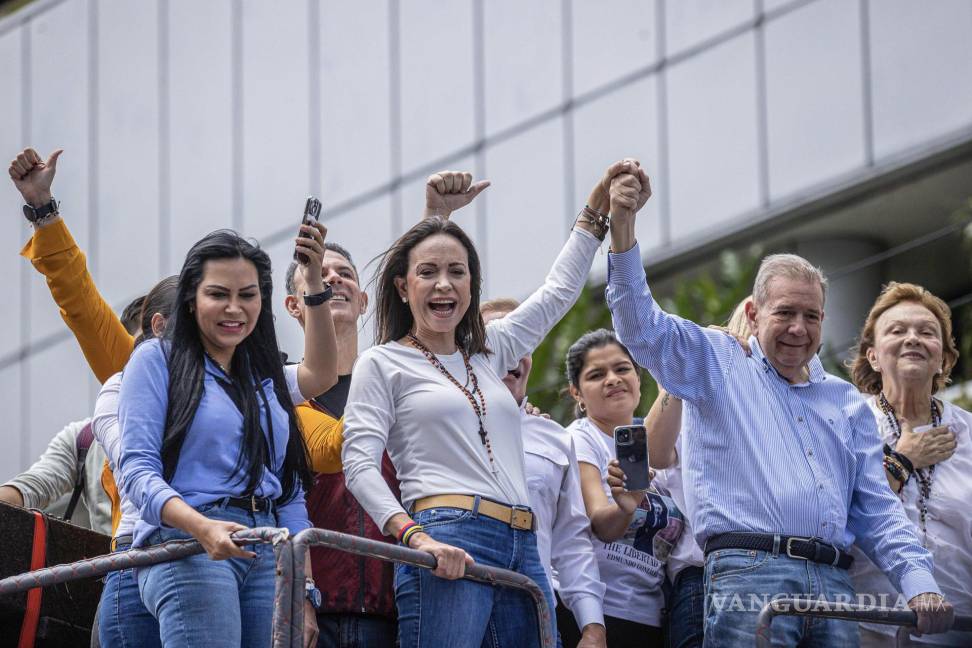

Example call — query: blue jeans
[668,565,704,648]
[98,540,162,648]
[137,502,277,648]
[395,505,556,648]
[703,548,858,648]
[316,613,397,648]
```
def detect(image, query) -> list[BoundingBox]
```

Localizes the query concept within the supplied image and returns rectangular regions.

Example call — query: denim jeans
[395,505,557,648]
[668,565,704,648]
[137,502,277,648]
[703,548,858,648]
[98,541,162,648]
[316,613,397,648]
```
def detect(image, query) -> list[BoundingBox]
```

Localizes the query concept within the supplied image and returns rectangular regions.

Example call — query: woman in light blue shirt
[118,225,337,648]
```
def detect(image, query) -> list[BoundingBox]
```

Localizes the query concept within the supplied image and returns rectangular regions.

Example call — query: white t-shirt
[849,397,972,646]
[521,404,604,630]
[343,228,600,531]
[651,432,704,582]
[569,416,685,627]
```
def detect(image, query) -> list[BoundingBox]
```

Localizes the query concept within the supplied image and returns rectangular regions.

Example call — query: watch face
[306,584,322,609]
[23,204,36,222]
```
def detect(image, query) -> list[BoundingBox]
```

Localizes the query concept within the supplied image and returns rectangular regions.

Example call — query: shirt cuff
[1,481,32,508]
[606,241,644,285]
[898,568,942,601]
[145,487,183,527]
[569,595,605,630]
[20,218,76,260]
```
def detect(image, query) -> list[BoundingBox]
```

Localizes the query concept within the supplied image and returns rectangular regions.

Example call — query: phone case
[615,425,651,491]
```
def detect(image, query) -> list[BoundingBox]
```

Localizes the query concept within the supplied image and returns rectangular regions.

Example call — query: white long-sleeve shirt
[3,418,112,535]
[650,431,704,582]
[520,403,605,630]
[849,397,972,646]
[91,372,140,538]
[342,227,600,532]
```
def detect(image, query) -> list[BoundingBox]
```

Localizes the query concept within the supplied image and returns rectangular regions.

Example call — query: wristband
[303,283,333,306]
[396,521,418,544]
[401,524,425,547]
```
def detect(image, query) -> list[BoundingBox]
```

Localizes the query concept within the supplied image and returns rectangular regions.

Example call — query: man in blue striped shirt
[601,167,952,646]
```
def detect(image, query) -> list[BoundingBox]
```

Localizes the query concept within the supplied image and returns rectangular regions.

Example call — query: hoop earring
[578,401,587,414]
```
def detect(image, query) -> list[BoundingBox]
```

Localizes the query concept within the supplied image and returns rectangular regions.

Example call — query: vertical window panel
[667,34,760,241]
[870,0,972,159]
[765,0,866,200]
[399,1,475,173]
[572,0,658,97]
[320,3,392,208]
[168,0,234,271]
[241,0,310,240]
[96,0,160,303]
[483,0,562,135]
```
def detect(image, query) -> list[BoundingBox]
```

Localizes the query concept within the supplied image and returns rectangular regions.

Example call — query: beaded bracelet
[575,205,610,241]
[892,450,915,474]
[882,455,910,492]
[396,521,418,545]
[401,524,425,547]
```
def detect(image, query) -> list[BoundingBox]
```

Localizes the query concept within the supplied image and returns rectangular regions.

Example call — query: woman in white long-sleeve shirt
[341,161,651,648]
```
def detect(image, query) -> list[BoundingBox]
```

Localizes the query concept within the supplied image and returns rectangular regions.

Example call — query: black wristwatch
[305,579,322,610]
[23,197,59,223]
[303,283,333,306]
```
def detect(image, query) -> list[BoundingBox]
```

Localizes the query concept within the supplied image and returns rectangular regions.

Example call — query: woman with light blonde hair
[847,282,970,647]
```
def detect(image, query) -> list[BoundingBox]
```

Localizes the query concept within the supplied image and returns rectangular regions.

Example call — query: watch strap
[303,283,333,306]
[22,197,59,223]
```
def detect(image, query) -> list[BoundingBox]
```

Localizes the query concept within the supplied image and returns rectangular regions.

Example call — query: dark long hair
[374,217,489,355]
[161,230,311,504]
[137,275,179,342]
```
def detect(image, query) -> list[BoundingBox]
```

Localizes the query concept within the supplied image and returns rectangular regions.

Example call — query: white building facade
[1,0,971,477]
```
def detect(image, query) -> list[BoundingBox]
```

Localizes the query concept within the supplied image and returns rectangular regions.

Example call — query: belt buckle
[250,495,260,512]
[510,505,532,531]
[785,536,812,560]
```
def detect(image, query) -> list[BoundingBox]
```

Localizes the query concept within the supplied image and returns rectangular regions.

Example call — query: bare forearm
[298,299,338,399]
[160,496,208,537]
[646,389,681,469]
[590,504,634,543]
[0,485,24,507]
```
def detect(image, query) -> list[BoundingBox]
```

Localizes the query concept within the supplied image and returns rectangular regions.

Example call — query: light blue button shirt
[118,338,311,546]
[605,241,939,600]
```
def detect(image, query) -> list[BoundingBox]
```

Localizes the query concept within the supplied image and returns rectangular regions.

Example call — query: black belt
[226,495,274,513]
[704,533,854,570]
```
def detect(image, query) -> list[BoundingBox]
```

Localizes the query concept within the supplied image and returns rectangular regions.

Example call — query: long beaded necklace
[877,392,941,541]
[405,333,496,469]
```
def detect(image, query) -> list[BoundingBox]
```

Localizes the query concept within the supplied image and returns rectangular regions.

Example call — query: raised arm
[485,160,641,375]
[645,389,681,469]
[604,173,736,404]
[293,220,339,398]
[10,148,133,383]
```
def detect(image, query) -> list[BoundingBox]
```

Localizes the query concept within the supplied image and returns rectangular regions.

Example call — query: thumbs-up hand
[8,147,63,207]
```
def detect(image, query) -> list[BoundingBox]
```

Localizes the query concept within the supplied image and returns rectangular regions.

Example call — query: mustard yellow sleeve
[297,404,344,474]
[21,218,134,383]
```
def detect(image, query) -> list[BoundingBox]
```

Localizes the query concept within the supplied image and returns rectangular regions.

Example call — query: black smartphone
[294,196,322,264]
[614,424,651,491]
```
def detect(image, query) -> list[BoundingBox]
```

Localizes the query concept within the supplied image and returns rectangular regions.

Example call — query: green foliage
[527,248,762,426]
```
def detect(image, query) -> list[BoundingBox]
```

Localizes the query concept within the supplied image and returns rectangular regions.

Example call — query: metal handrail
[0,525,553,648]
[755,598,972,647]
[276,527,555,648]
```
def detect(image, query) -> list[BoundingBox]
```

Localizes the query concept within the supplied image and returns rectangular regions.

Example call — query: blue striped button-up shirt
[606,242,939,600]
